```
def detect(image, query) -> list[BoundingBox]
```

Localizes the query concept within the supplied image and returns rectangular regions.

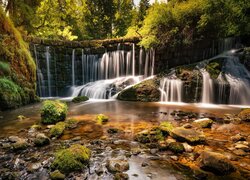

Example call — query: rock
[183,142,193,152]
[233,149,247,156]
[34,133,50,147]
[107,128,119,134]
[223,114,241,124]
[106,158,129,173]
[12,139,28,150]
[150,148,158,154]
[159,121,174,135]
[50,170,65,180]
[141,162,149,167]
[215,124,237,132]
[193,118,213,128]
[231,134,246,142]
[238,108,250,122]
[168,142,185,153]
[182,123,192,129]
[71,136,81,141]
[171,127,205,144]
[235,144,249,152]
[9,136,21,143]
[170,156,178,161]
[27,162,42,172]
[199,151,236,175]
[114,172,129,180]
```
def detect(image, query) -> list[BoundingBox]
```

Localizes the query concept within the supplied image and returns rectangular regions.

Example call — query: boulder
[193,118,213,128]
[199,151,236,175]
[34,133,50,147]
[106,158,129,173]
[170,127,205,144]
[168,142,185,153]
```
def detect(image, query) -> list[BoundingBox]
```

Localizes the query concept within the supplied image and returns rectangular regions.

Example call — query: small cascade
[150,48,155,76]
[201,69,213,104]
[224,56,250,105]
[132,43,135,76]
[45,46,51,97]
[72,49,75,86]
[34,45,43,97]
[160,77,183,102]
[139,48,143,75]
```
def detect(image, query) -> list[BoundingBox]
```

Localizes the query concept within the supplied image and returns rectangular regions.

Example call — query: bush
[0,77,22,110]
[50,122,66,138]
[51,144,91,174]
[41,100,68,124]
[96,114,109,124]
[72,96,89,103]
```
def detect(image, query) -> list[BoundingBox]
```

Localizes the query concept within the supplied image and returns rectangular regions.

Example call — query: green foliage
[0,77,22,110]
[96,114,109,124]
[0,61,10,75]
[72,96,89,103]
[50,122,66,138]
[51,144,91,174]
[41,100,68,124]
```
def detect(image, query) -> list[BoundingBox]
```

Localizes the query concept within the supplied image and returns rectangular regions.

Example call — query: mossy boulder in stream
[51,144,91,174]
[49,122,66,138]
[41,100,68,124]
[72,96,89,103]
[117,79,160,102]
[238,108,250,122]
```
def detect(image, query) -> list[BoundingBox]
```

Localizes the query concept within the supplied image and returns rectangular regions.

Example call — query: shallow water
[0,100,244,138]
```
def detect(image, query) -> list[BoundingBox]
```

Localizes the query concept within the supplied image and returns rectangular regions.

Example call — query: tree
[138,0,150,23]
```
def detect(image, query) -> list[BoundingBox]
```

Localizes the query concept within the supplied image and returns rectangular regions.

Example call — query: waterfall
[150,48,155,76]
[139,48,143,75]
[160,77,183,102]
[201,69,213,104]
[224,56,250,105]
[72,49,75,86]
[45,46,51,97]
[132,43,135,76]
[34,45,43,97]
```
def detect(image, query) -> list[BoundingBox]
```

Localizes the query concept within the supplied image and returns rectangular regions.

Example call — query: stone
[170,156,178,161]
[171,127,205,144]
[168,142,185,153]
[141,162,149,167]
[199,151,236,175]
[9,136,21,143]
[12,139,28,150]
[107,128,119,134]
[235,144,249,152]
[233,149,247,156]
[106,158,129,173]
[182,142,193,152]
[193,118,213,128]
[34,133,50,147]
[150,148,158,154]
[27,163,42,172]
[231,134,246,142]
[182,123,192,129]
[50,170,65,180]
[114,172,129,180]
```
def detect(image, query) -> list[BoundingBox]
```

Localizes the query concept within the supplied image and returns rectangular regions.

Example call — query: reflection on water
[0,100,243,137]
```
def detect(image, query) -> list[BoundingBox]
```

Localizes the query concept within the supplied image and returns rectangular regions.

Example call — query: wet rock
[34,133,50,147]
[150,148,158,154]
[235,144,249,152]
[27,162,42,172]
[238,108,250,122]
[141,162,149,167]
[159,121,174,135]
[199,151,236,175]
[182,123,192,129]
[114,172,129,180]
[50,170,65,180]
[108,128,119,134]
[223,114,242,124]
[2,143,11,149]
[231,134,246,142]
[233,149,247,156]
[168,142,185,153]
[193,118,213,128]
[12,139,29,150]
[71,136,81,141]
[131,148,141,155]
[9,136,21,143]
[106,158,129,173]
[171,127,205,144]
[215,123,237,132]
[170,156,178,161]
[182,142,193,152]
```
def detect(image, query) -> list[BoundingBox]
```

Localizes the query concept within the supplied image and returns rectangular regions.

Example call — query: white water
[72,49,75,86]
[45,46,51,97]
[201,69,213,104]
[160,78,183,102]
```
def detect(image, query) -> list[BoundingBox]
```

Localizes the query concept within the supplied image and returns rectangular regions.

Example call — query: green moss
[159,121,174,135]
[168,142,185,153]
[135,127,165,144]
[30,124,42,130]
[205,60,223,79]
[50,122,66,138]
[65,118,78,129]
[238,108,250,122]
[51,144,91,174]
[41,100,68,124]
[96,114,109,125]
[0,61,10,75]
[50,170,65,180]
[0,77,22,110]
[72,96,89,103]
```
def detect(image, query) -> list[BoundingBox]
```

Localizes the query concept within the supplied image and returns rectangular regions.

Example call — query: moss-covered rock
[50,170,65,180]
[65,118,78,129]
[193,118,213,128]
[159,121,174,135]
[96,114,109,124]
[51,144,91,174]
[34,133,50,147]
[168,142,185,153]
[117,79,160,102]
[41,100,68,124]
[50,122,66,138]
[238,108,250,122]
[205,60,223,79]
[135,127,165,144]
[72,96,89,103]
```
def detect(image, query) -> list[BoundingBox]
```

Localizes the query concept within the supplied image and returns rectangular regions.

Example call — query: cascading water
[72,49,75,86]
[160,77,183,102]
[45,46,51,97]
[201,69,214,104]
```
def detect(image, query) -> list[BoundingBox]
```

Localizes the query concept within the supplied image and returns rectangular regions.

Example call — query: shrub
[50,122,66,138]
[51,144,91,174]
[72,96,89,103]
[41,100,68,124]
[96,114,109,124]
